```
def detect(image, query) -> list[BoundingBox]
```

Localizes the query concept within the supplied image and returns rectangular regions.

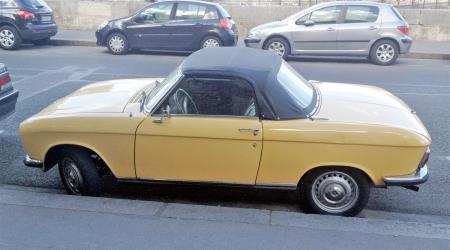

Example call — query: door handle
[369,26,377,30]
[239,128,260,136]
[326,27,335,31]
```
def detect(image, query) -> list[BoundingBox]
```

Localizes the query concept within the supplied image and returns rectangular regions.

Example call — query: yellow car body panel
[19,78,431,187]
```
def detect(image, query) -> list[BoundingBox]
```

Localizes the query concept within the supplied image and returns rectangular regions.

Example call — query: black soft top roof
[181,47,315,120]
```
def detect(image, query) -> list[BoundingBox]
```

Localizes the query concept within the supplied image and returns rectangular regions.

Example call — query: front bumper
[383,164,428,186]
[24,155,43,169]
[244,37,262,49]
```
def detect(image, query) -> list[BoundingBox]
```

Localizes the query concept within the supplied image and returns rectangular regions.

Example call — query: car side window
[303,6,341,25]
[159,77,257,117]
[140,2,173,22]
[344,6,379,23]
[175,3,218,20]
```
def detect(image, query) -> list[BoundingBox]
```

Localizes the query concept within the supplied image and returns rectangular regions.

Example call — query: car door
[164,2,210,50]
[135,76,262,184]
[290,6,343,54]
[126,2,175,50]
[337,5,381,54]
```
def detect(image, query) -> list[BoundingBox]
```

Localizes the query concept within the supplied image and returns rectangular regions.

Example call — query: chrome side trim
[383,165,429,186]
[24,155,43,169]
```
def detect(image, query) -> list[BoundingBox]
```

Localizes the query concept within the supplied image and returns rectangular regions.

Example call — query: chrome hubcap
[0,29,15,48]
[268,42,285,57]
[312,171,359,213]
[62,158,83,194]
[203,38,220,48]
[109,35,125,53]
[376,44,395,62]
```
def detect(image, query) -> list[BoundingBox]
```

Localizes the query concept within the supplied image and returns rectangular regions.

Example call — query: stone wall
[45,0,450,41]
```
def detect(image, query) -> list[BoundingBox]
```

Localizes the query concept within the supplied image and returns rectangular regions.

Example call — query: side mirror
[134,14,144,23]
[304,20,315,26]
[153,105,171,124]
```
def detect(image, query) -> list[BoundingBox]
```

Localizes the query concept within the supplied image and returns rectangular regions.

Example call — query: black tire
[300,167,370,217]
[370,39,399,65]
[58,148,102,196]
[200,36,222,49]
[0,25,22,50]
[263,37,290,60]
[32,37,50,46]
[106,32,129,55]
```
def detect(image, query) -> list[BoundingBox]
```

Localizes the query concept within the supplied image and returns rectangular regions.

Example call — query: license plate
[41,16,51,22]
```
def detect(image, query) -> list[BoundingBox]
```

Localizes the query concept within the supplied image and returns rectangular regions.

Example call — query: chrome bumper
[383,165,428,186]
[24,155,43,168]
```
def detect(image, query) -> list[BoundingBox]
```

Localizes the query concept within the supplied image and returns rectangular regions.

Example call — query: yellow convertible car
[20,47,431,216]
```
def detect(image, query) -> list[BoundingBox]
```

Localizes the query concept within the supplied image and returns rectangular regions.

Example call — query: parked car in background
[0,0,57,50]
[0,63,18,120]
[245,1,412,65]
[96,0,238,55]
[20,48,431,217]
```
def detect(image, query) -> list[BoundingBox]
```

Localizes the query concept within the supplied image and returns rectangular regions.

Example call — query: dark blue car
[0,63,18,120]
[95,0,238,55]
[0,0,57,50]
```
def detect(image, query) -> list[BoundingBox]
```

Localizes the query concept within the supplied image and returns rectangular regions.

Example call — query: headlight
[97,20,109,30]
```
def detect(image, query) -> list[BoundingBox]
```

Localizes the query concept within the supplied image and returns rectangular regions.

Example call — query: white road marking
[435,156,450,161]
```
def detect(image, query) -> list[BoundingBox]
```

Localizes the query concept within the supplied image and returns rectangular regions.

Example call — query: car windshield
[277,61,314,109]
[145,67,182,112]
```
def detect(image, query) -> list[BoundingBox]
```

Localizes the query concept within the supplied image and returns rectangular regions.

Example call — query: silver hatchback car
[244,1,412,65]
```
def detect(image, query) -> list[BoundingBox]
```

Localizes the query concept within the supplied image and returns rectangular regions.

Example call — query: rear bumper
[24,155,43,169]
[399,37,413,54]
[19,23,58,40]
[383,165,428,186]
[0,89,19,121]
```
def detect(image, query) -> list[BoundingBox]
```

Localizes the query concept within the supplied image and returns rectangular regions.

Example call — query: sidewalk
[51,30,450,60]
[1,184,450,249]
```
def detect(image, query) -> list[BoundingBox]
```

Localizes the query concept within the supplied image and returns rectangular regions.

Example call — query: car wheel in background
[58,148,102,196]
[107,32,129,55]
[32,38,50,46]
[300,167,370,216]
[370,39,399,65]
[201,36,222,49]
[0,26,22,50]
[264,37,290,60]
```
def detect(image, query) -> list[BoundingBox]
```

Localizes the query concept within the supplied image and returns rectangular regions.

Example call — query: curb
[50,39,450,60]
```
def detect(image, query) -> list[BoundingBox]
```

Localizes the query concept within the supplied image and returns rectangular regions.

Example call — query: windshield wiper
[139,91,147,112]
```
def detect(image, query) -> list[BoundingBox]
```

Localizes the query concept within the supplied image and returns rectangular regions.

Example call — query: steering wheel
[174,89,199,114]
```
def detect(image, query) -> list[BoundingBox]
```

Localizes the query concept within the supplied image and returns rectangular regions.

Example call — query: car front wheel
[0,26,22,50]
[300,167,370,216]
[58,148,102,196]
[264,37,290,60]
[107,32,129,55]
[370,39,399,65]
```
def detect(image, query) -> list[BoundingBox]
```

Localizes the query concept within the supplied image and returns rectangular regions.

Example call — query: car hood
[313,82,431,141]
[39,78,161,115]
[251,21,285,32]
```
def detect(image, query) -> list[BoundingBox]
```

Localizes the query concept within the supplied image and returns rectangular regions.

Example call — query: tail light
[219,18,232,30]
[17,10,35,19]
[0,74,11,91]
[397,25,410,35]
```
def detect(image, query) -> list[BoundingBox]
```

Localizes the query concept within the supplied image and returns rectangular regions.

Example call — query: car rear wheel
[32,38,50,46]
[264,37,290,60]
[201,36,222,49]
[300,167,370,216]
[58,148,102,196]
[107,32,129,55]
[0,26,22,50]
[370,39,399,65]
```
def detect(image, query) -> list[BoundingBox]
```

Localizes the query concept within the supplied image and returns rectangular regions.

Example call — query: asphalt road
[0,45,449,218]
